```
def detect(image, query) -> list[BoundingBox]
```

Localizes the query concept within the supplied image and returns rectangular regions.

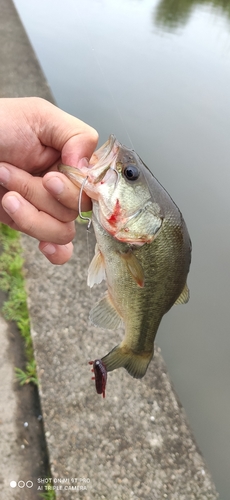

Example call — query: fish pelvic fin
[101,344,153,379]
[89,292,122,330]
[87,244,106,288]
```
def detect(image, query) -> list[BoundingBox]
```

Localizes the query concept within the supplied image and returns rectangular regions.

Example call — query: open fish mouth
[90,134,119,167]
[58,134,122,191]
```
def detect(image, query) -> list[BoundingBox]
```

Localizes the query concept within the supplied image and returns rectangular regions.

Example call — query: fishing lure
[89,359,107,398]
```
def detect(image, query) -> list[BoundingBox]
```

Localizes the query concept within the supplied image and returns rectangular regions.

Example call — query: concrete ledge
[0,1,218,499]
[21,228,218,500]
[0,0,53,101]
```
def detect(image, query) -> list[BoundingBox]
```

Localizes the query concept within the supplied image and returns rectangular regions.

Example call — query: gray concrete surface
[0,0,54,101]
[0,0,219,499]
[0,306,48,500]
[0,314,22,499]
[0,284,51,500]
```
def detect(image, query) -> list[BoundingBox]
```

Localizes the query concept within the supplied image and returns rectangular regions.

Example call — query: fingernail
[78,157,89,169]
[0,166,10,185]
[45,176,64,195]
[3,195,20,214]
[41,243,56,255]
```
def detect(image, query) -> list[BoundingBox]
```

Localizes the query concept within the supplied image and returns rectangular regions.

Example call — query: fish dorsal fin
[87,244,106,288]
[174,283,190,305]
[119,250,144,288]
[89,292,122,330]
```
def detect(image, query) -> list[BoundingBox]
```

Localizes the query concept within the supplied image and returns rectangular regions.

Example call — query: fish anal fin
[174,283,190,305]
[87,244,106,288]
[89,292,121,330]
[119,250,144,288]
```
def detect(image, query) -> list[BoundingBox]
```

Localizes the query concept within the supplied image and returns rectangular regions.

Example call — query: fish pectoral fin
[89,292,122,330]
[87,244,106,288]
[174,283,190,305]
[118,250,144,288]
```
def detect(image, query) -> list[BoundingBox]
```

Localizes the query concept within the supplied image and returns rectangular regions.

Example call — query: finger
[61,132,99,167]
[43,171,92,213]
[0,184,21,229]
[0,163,78,222]
[0,98,99,173]
[1,192,76,244]
[33,98,99,166]
[0,184,13,225]
[39,241,74,265]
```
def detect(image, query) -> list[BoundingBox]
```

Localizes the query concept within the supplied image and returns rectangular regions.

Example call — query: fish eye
[124,164,140,181]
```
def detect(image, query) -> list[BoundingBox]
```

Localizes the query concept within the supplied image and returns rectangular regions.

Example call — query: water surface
[13,1,230,497]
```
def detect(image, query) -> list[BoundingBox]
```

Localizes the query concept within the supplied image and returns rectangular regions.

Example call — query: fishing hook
[110,166,120,187]
[78,177,92,230]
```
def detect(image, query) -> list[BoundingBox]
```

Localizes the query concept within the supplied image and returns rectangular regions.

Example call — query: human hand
[0,97,98,264]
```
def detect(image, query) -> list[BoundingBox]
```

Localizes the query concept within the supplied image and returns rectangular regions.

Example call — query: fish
[59,135,191,385]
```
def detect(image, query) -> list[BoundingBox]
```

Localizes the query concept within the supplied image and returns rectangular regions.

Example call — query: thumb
[34,98,98,167]
[61,130,98,167]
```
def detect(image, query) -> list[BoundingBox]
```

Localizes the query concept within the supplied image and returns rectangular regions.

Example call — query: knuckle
[59,209,78,223]
[19,217,36,235]
[58,222,76,244]
[20,181,31,200]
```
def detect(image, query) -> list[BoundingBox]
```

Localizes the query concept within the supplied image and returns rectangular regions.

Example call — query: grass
[39,489,56,499]
[0,223,56,497]
[0,223,38,385]
[76,209,92,224]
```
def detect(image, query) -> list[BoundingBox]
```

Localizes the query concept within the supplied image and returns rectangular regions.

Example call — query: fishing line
[78,11,136,294]
[83,26,135,150]
[86,223,92,300]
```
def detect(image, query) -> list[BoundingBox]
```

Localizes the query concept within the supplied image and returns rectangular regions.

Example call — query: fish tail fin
[101,344,153,379]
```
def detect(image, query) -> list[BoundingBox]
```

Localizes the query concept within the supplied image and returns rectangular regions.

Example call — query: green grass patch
[76,210,92,224]
[39,488,56,499]
[0,223,38,385]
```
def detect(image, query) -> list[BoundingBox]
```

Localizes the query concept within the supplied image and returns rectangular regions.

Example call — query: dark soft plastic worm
[89,359,107,398]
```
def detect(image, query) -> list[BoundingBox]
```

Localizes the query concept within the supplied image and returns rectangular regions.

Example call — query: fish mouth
[58,135,121,190]
[89,134,121,182]
[59,135,139,206]
[90,134,119,166]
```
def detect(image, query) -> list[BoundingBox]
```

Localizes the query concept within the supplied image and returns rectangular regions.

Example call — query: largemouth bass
[59,135,191,390]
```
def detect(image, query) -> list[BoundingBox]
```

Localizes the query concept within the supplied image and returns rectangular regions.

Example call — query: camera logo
[10,480,33,488]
